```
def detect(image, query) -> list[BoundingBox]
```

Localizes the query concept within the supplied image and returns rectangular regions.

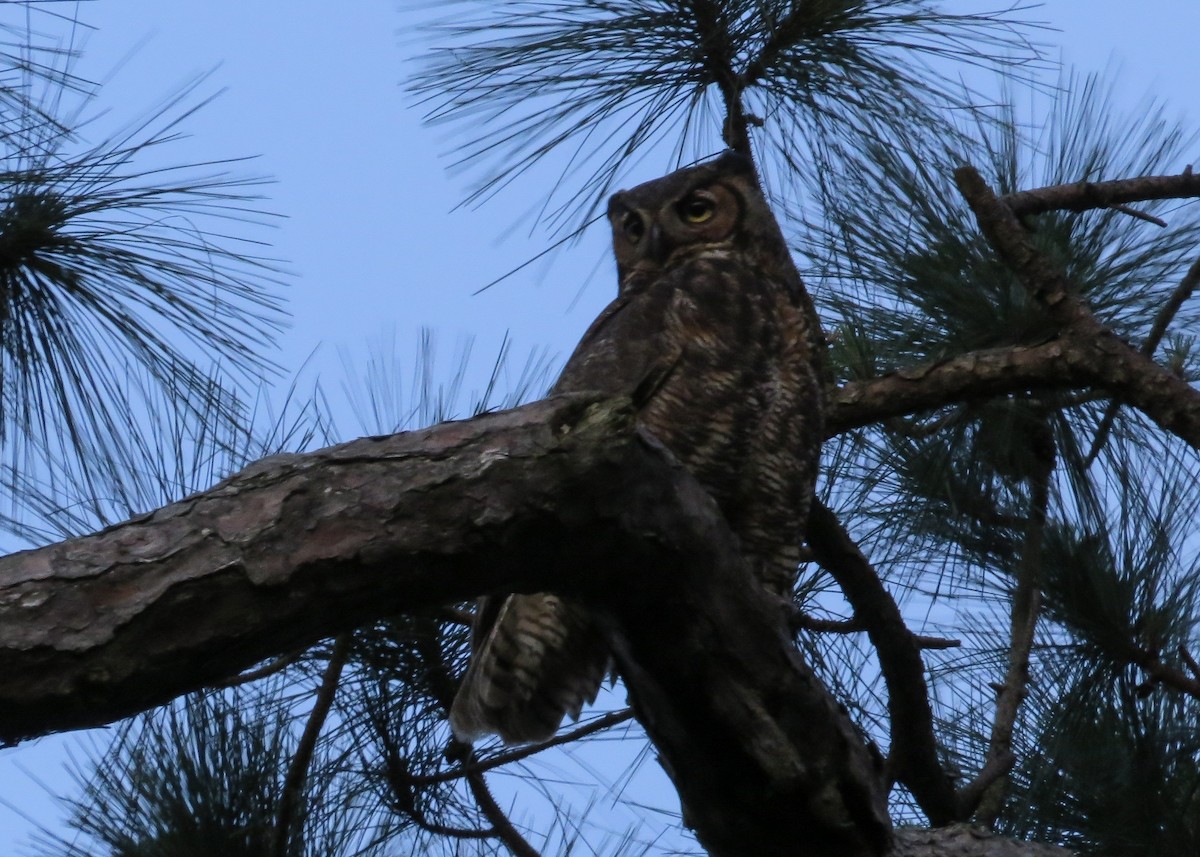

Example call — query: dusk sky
[1,1,1198,851]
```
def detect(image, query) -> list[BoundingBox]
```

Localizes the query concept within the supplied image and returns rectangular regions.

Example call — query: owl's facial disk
[609,182,741,276]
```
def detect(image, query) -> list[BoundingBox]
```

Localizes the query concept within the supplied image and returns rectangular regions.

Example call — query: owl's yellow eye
[622,211,645,243]
[679,194,715,223]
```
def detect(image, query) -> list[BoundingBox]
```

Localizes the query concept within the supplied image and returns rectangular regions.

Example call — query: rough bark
[0,393,893,857]
[1001,169,1200,218]
[825,340,1091,437]
[892,825,1074,857]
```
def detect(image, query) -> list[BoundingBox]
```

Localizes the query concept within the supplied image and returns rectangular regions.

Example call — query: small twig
[376,716,496,841]
[394,776,496,841]
[792,612,960,649]
[208,649,302,689]
[272,635,351,857]
[791,613,863,634]
[1142,256,1200,359]
[1106,203,1167,228]
[914,634,962,650]
[421,709,635,786]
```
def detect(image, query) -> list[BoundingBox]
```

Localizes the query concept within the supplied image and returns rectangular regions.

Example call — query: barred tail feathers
[449,593,609,745]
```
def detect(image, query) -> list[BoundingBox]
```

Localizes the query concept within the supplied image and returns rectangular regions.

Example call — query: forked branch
[955,165,1200,451]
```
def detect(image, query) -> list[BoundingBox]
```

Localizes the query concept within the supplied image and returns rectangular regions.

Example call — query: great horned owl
[449,151,823,744]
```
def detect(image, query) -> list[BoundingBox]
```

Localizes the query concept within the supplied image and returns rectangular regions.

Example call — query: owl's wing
[449,592,610,744]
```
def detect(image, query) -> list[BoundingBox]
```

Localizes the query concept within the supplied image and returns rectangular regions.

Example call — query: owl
[449,151,823,744]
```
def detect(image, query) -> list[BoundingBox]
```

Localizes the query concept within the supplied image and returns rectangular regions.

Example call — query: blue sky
[1,0,1199,851]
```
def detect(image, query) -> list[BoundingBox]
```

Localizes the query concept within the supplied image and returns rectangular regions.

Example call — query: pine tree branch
[464,768,542,857]
[892,824,1073,857]
[1139,253,1200,361]
[1085,253,1200,464]
[972,418,1055,826]
[1131,647,1200,700]
[805,500,959,826]
[740,3,829,86]
[825,339,1092,437]
[792,613,960,650]
[954,752,1016,822]
[683,0,750,154]
[1001,168,1200,218]
[954,165,1200,452]
[207,649,304,689]
[0,392,891,857]
[272,634,350,857]
[413,621,544,857]
[376,696,499,843]
[1181,645,1200,684]
[414,710,635,787]
[1105,203,1167,228]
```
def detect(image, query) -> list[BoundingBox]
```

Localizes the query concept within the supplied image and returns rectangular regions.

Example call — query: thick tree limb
[0,393,890,857]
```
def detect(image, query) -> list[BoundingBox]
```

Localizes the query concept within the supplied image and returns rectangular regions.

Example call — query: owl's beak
[644,223,670,266]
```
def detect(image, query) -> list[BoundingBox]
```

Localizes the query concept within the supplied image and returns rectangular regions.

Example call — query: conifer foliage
[4,3,1200,856]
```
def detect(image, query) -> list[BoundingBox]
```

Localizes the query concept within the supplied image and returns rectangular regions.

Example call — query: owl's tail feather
[449,593,610,745]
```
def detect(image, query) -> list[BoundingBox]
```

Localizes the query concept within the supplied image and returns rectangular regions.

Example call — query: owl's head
[607,151,784,283]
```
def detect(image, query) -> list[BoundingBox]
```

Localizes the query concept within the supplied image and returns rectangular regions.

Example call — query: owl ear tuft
[713,150,756,177]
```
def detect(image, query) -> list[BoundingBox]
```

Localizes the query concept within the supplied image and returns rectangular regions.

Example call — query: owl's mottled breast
[553,248,821,596]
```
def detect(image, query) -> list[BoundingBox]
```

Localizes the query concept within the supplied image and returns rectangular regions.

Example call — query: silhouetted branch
[418,710,635,787]
[465,768,542,857]
[955,165,1200,452]
[1131,649,1200,700]
[685,0,750,154]
[1001,168,1200,218]
[273,635,351,857]
[974,418,1055,826]
[826,340,1091,437]
[1086,253,1200,464]
[792,613,960,650]
[1181,645,1200,684]
[1106,203,1167,227]
[806,500,958,826]
[208,649,304,689]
